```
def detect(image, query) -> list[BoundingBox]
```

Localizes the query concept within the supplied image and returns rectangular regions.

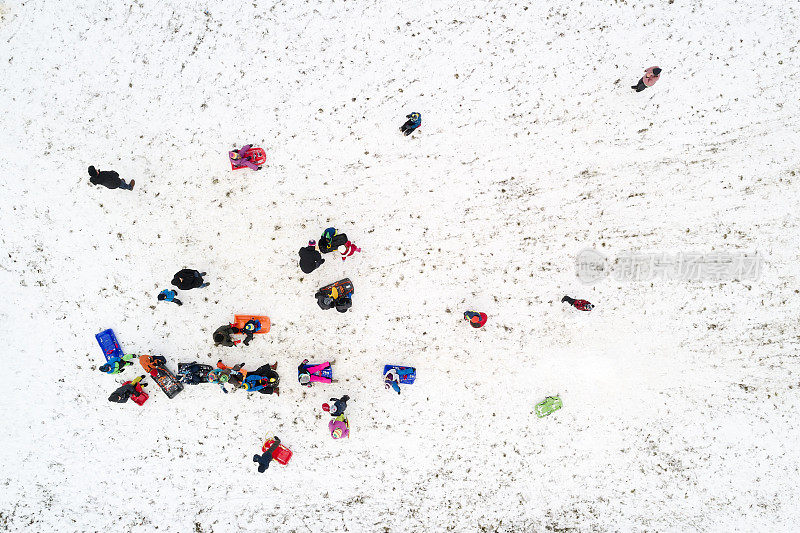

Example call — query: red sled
[262,439,292,465]
[230,147,266,170]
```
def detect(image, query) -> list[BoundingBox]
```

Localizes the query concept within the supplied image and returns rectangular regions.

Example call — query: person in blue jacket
[99,353,137,374]
[157,289,182,306]
[242,319,261,346]
[400,112,421,136]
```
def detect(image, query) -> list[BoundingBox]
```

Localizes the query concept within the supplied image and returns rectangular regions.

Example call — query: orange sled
[233,315,271,334]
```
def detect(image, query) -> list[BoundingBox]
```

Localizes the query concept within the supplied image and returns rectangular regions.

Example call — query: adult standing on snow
[561,296,594,311]
[87,166,134,190]
[171,269,209,290]
[229,144,261,170]
[299,240,325,274]
[400,112,421,136]
[631,67,661,92]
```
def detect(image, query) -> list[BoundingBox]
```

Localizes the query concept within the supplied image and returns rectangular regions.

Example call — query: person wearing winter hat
[322,395,350,417]
[87,165,134,190]
[171,269,209,290]
[99,353,137,374]
[229,144,262,170]
[253,436,281,472]
[329,415,350,439]
[632,66,662,92]
[299,240,325,274]
[213,324,241,347]
[464,311,488,328]
[400,112,422,136]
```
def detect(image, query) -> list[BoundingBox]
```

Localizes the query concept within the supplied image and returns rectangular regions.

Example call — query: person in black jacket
[213,324,240,347]
[299,240,325,273]
[318,228,348,254]
[88,166,134,190]
[253,437,281,473]
[171,269,209,290]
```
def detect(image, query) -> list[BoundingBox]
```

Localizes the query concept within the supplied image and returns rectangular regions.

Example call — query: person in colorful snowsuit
[157,289,182,306]
[338,240,361,261]
[229,144,261,170]
[242,319,261,346]
[561,296,594,311]
[316,284,353,313]
[242,363,280,395]
[319,228,349,254]
[329,415,350,439]
[253,436,281,472]
[323,395,350,417]
[99,353,137,374]
[171,269,209,290]
[213,324,241,347]
[299,240,325,274]
[631,67,661,92]
[298,359,333,387]
[88,166,134,190]
[177,362,212,385]
[108,375,148,404]
[464,311,488,328]
[400,112,421,136]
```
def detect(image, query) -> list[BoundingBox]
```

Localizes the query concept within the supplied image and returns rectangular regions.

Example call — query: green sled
[535,396,562,418]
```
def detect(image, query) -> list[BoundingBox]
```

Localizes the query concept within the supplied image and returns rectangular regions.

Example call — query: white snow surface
[1,0,799,531]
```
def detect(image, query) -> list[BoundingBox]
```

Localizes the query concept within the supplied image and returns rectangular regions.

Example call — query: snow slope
[1,0,799,531]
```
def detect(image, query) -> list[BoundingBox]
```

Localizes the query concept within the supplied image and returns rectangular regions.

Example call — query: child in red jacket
[561,296,594,311]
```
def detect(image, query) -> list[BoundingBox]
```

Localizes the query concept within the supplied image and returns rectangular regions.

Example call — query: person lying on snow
[171,269,209,290]
[108,376,148,403]
[157,289,182,306]
[315,285,352,313]
[242,319,262,346]
[241,363,280,395]
[99,353,137,375]
[177,362,211,385]
[297,359,334,387]
[229,144,262,170]
[253,436,281,473]
[400,112,421,136]
[322,395,350,417]
[561,296,594,311]
[87,165,134,190]
[384,368,413,394]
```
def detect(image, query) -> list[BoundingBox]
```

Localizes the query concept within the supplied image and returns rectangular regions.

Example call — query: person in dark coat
[253,436,281,473]
[171,269,209,290]
[318,228,349,254]
[323,395,350,417]
[213,324,241,347]
[88,166,134,190]
[299,240,325,273]
[242,319,261,346]
[400,112,421,136]
[562,296,594,311]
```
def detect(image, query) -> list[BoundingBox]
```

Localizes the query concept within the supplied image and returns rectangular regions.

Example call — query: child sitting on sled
[229,144,261,170]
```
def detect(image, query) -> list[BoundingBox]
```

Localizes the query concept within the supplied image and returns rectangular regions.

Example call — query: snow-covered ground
[1,0,799,531]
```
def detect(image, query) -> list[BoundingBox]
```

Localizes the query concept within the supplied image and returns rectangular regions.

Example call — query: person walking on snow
[171,269,209,290]
[213,324,241,347]
[400,112,421,136]
[632,67,661,92]
[99,353,137,374]
[253,436,281,473]
[323,395,350,417]
[561,296,594,311]
[299,240,325,273]
[229,144,262,170]
[87,166,134,190]
[157,289,182,306]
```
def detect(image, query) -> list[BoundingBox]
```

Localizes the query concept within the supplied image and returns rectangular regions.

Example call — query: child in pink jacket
[632,67,661,92]
[229,144,261,170]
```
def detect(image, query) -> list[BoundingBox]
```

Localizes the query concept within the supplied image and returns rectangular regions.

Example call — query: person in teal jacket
[99,353,137,374]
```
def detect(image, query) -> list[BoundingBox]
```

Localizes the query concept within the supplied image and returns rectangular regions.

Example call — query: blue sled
[383,365,416,384]
[96,329,123,362]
